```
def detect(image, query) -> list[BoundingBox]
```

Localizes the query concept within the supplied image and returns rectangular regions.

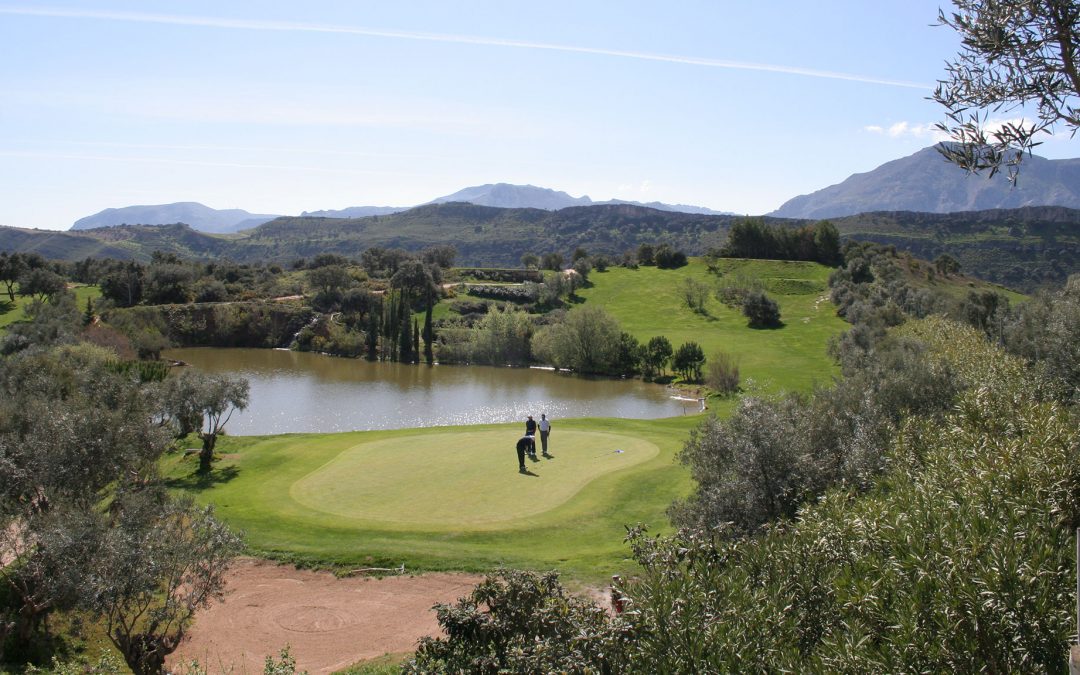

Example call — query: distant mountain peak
[71,202,280,234]
[770,145,1080,219]
[428,183,729,215]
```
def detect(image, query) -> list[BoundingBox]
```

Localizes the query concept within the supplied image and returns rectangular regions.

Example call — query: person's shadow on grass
[519,468,539,477]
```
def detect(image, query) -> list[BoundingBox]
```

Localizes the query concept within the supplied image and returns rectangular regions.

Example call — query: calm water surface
[164,348,694,435]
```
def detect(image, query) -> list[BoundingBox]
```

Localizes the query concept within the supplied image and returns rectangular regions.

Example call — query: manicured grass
[577,258,848,394]
[164,416,698,585]
[291,430,658,526]
[0,285,101,329]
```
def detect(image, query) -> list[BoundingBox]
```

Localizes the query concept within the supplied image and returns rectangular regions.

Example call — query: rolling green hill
[577,258,847,397]
[2,203,1077,289]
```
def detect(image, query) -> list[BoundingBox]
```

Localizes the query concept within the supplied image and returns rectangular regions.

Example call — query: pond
[164,348,697,435]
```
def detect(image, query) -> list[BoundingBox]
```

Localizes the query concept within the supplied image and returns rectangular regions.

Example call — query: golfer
[516,435,537,473]
[538,413,552,457]
[525,415,537,437]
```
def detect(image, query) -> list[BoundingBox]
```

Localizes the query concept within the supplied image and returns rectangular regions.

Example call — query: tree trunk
[199,433,216,472]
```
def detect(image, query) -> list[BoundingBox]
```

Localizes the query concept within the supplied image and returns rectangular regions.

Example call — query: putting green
[290,430,658,526]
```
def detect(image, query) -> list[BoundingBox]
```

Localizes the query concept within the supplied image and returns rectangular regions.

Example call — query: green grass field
[578,258,848,395]
[165,258,852,583]
[0,284,100,329]
[165,416,698,584]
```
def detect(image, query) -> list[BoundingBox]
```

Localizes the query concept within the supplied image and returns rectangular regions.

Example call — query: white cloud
[863,121,950,141]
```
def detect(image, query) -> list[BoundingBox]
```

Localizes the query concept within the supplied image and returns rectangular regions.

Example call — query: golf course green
[165,417,698,583]
[291,430,658,527]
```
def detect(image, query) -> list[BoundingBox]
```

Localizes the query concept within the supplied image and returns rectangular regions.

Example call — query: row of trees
[716,218,842,265]
[440,304,712,382]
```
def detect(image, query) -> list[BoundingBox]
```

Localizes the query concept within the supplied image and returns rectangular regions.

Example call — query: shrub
[742,290,780,328]
[705,351,739,395]
[404,569,619,674]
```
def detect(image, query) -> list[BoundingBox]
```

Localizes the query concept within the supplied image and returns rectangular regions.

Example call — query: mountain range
[71,202,280,234]
[63,145,1080,234]
[770,145,1080,218]
[69,184,731,234]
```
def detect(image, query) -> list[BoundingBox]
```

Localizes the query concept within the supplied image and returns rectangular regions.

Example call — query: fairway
[165,416,698,582]
[291,430,658,526]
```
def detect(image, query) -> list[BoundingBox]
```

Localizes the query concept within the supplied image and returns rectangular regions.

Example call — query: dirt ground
[169,558,484,674]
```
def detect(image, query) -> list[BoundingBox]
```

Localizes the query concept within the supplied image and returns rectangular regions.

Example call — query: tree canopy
[934,0,1080,179]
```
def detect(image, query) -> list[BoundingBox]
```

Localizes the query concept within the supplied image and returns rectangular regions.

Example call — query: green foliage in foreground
[408,318,1080,671]
[163,416,697,583]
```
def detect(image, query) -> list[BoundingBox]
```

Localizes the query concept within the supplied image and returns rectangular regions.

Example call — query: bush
[705,351,739,395]
[742,290,780,328]
[404,569,618,674]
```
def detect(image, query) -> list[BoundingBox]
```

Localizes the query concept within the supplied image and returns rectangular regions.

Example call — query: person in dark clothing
[516,435,536,473]
[525,415,537,437]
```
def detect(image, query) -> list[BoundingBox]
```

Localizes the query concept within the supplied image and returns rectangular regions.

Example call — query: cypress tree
[423,289,435,365]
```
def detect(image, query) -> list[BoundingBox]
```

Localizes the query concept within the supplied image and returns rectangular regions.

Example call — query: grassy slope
[578,258,848,396]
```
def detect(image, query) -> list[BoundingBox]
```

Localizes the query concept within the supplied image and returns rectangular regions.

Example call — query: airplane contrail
[0,5,930,90]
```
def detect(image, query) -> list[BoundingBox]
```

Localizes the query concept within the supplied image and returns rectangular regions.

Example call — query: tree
[643,335,673,378]
[682,277,710,314]
[306,264,353,296]
[520,253,540,269]
[361,246,412,278]
[654,244,688,269]
[161,371,249,472]
[933,0,1080,180]
[531,305,622,374]
[541,252,565,271]
[406,569,617,674]
[706,350,740,395]
[143,264,193,305]
[742,290,782,328]
[572,257,592,283]
[934,253,962,277]
[612,332,644,376]
[421,244,457,270]
[423,288,435,365]
[0,344,173,650]
[471,306,533,366]
[99,261,145,308]
[18,268,67,302]
[89,491,242,675]
[637,243,656,266]
[671,341,705,382]
[0,252,27,302]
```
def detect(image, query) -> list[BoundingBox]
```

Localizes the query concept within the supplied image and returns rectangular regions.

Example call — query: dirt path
[169,558,483,674]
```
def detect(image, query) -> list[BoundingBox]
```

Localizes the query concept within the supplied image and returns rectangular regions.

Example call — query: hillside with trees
[3,203,1078,291]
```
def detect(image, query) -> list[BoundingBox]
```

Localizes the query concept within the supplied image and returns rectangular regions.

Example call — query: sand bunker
[169,558,483,674]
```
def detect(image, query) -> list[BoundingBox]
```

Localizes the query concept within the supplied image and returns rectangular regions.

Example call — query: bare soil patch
[169,558,483,674]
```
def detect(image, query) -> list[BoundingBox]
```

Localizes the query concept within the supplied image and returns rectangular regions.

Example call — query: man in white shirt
[538,413,552,458]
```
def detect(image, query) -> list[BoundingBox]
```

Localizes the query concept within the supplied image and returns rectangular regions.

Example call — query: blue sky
[2,1,1076,230]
